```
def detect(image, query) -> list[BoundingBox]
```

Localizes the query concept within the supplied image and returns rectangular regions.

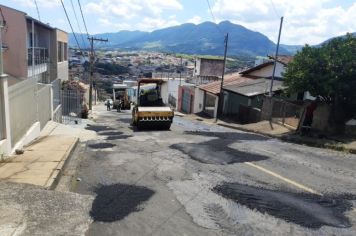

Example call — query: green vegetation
[284,34,356,119]
[95,62,129,75]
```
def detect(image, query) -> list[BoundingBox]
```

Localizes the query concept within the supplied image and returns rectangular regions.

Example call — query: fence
[9,78,38,146]
[37,84,52,129]
[269,98,303,129]
[61,90,83,124]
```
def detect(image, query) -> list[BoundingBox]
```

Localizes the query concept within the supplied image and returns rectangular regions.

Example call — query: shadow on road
[90,183,155,222]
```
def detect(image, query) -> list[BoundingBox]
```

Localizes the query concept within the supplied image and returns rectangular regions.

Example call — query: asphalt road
[71,105,356,236]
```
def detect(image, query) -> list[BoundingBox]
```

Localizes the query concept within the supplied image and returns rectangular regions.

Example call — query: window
[57,42,63,62]
[63,43,68,61]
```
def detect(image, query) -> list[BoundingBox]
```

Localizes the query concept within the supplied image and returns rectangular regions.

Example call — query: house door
[182,89,191,113]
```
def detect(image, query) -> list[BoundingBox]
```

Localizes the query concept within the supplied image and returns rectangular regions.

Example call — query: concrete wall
[37,84,52,129]
[8,77,37,146]
[194,58,224,77]
[193,87,204,113]
[0,80,5,140]
[2,5,27,78]
[248,62,285,78]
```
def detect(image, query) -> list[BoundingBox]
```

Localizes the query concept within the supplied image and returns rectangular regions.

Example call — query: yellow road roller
[132,79,174,130]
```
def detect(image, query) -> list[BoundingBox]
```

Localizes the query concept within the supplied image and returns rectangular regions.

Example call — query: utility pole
[269,16,283,96]
[216,33,228,122]
[88,36,108,110]
[268,16,284,121]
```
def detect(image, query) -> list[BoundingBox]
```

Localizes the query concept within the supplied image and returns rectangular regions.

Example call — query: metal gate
[61,90,82,124]
[182,89,191,113]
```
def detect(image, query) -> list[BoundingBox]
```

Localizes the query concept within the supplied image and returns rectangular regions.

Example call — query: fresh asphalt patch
[88,143,115,149]
[85,124,114,132]
[213,183,354,229]
[90,184,155,222]
[171,140,269,164]
[184,131,269,141]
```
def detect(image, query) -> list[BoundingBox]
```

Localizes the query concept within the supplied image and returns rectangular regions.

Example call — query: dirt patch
[85,125,113,132]
[88,143,115,149]
[213,183,354,229]
[90,184,155,222]
[171,141,268,165]
[99,131,124,136]
[105,135,132,140]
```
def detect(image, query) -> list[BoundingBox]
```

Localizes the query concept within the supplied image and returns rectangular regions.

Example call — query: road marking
[244,162,322,196]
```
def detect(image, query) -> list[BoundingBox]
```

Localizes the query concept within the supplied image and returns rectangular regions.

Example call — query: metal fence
[61,90,83,124]
[37,84,52,129]
[9,78,38,146]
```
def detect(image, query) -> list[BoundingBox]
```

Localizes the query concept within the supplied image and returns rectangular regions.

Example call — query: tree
[284,34,356,120]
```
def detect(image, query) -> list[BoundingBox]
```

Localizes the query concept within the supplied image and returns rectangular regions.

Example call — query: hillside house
[0,4,68,157]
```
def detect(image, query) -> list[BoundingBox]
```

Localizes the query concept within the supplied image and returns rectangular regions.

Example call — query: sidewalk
[183,113,356,154]
[0,121,97,189]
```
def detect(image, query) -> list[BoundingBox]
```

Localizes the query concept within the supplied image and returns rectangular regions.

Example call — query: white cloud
[187,16,202,25]
[211,0,356,44]
[136,17,180,31]
[84,0,183,32]
[85,0,182,19]
[12,0,59,8]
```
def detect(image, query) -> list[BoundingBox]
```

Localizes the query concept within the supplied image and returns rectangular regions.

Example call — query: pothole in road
[170,142,268,165]
[88,143,115,149]
[105,135,132,140]
[90,184,155,222]
[213,183,354,229]
[85,125,113,132]
[99,131,124,136]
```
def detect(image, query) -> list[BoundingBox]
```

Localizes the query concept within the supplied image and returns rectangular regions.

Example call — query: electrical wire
[269,0,280,18]
[33,0,41,21]
[59,0,82,52]
[69,0,87,49]
[205,0,224,35]
[77,0,89,37]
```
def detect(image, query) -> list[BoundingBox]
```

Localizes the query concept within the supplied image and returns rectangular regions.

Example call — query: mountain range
[68,21,350,57]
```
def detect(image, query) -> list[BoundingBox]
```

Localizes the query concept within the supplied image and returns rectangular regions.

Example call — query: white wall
[249,62,285,78]
[193,88,204,113]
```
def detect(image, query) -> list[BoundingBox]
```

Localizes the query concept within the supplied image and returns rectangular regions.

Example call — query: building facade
[0,4,68,157]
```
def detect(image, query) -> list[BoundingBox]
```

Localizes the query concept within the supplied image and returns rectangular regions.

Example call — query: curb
[44,138,79,190]
[217,123,278,139]
[217,123,356,154]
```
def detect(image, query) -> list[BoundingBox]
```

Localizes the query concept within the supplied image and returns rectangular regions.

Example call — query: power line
[205,0,224,35]
[77,0,89,37]
[59,0,82,52]
[269,0,280,18]
[69,0,87,49]
[33,0,41,21]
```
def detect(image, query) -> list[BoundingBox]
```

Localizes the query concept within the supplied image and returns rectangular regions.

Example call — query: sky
[1,0,355,45]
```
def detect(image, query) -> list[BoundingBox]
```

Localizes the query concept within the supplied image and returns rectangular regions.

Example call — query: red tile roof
[198,73,254,95]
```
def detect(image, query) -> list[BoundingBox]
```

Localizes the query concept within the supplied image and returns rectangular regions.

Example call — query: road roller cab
[132,79,174,130]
